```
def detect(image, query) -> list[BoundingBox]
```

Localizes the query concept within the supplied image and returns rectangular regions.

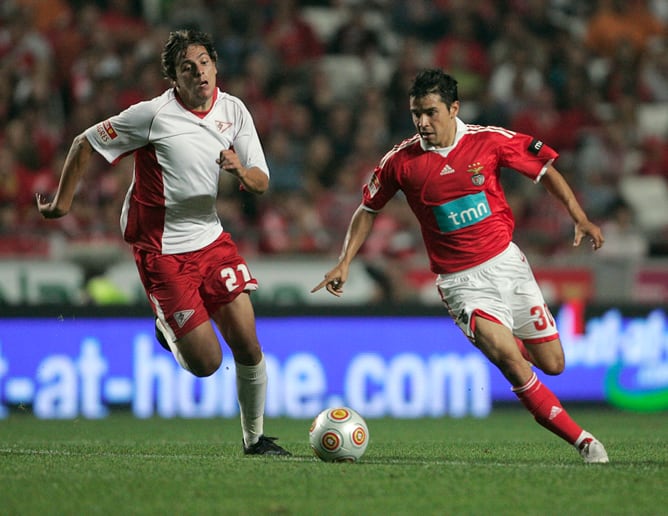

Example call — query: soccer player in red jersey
[37,29,289,456]
[313,69,609,463]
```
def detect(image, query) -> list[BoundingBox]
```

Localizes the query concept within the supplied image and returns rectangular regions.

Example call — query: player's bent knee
[530,338,565,375]
[190,358,222,377]
[188,352,222,377]
[537,357,565,376]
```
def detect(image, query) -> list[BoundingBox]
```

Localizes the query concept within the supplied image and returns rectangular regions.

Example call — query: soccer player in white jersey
[37,29,289,456]
[313,69,609,463]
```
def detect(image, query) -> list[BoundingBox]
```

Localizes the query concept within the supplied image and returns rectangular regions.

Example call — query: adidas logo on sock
[548,405,563,420]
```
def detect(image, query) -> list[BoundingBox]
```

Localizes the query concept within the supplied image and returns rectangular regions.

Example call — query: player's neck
[174,88,217,115]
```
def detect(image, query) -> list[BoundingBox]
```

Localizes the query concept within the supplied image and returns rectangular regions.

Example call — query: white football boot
[576,431,609,464]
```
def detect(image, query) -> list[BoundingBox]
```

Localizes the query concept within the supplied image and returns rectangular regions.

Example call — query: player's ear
[449,101,460,118]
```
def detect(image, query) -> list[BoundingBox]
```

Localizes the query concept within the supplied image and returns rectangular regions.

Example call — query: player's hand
[311,268,347,297]
[573,220,604,250]
[35,193,68,219]
[217,149,243,176]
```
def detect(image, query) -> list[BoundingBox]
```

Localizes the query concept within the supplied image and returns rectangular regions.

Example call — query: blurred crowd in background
[1,0,667,278]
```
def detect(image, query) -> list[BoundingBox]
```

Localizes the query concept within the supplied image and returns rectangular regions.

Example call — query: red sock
[513,372,582,444]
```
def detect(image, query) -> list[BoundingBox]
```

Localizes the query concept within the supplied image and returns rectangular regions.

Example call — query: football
[309,407,369,463]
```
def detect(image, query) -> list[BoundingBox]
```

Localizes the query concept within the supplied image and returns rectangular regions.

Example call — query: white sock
[157,318,192,373]
[236,354,267,447]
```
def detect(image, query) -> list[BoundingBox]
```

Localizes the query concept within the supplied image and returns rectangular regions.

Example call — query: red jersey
[362,119,558,273]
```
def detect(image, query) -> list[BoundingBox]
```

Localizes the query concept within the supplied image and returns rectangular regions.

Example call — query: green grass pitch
[1,406,666,515]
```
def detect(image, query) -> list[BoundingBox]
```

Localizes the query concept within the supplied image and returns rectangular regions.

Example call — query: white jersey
[85,88,269,254]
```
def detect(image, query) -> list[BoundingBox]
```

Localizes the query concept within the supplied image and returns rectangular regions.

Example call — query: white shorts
[435,242,559,345]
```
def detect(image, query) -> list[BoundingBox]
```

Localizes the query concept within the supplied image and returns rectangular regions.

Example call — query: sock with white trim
[236,354,267,447]
[513,372,583,444]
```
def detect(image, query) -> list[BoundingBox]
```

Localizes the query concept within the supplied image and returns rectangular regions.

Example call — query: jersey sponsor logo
[528,138,543,155]
[103,120,118,139]
[367,172,380,197]
[173,309,195,328]
[215,120,232,133]
[96,120,118,143]
[432,191,491,232]
[440,164,455,176]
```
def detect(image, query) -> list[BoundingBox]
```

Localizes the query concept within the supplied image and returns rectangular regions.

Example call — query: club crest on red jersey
[467,162,485,185]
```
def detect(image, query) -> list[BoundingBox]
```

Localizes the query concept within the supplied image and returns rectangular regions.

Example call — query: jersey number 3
[531,304,555,331]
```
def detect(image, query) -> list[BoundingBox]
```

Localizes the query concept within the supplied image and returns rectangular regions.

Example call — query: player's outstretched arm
[217,149,269,194]
[540,165,604,250]
[36,133,94,219]
[311,205,377,296]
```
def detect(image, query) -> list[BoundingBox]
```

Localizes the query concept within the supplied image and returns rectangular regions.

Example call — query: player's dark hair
[409,69,459,107]
[161,29,218,81]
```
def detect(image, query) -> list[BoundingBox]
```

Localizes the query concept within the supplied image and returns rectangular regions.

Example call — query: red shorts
[133,232,258,338]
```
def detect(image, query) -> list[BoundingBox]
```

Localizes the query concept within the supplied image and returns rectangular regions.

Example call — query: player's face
[410,94,459,148]
[174,45,217,111]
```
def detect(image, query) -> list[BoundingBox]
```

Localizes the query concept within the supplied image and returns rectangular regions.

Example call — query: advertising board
[1,304,666,419]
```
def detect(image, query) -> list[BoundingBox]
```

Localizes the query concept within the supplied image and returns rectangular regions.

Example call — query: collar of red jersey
[420,117,466,154]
